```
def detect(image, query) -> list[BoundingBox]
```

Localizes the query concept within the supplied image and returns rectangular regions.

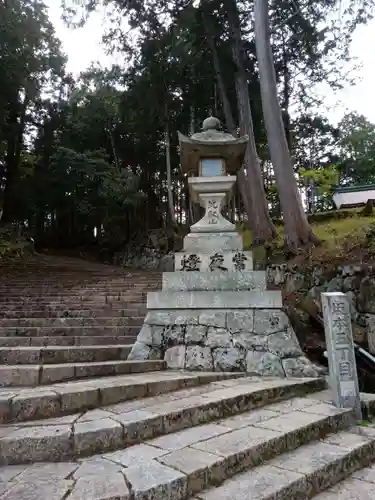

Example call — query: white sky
[45,1,375,125]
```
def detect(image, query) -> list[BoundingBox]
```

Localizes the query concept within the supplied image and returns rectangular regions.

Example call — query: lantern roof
[178,116,248,176]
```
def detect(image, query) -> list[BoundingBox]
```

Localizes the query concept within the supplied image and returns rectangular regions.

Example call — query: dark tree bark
[224,0,277,245]
[254,0,319,252]
[281,37,292,151]
[164,118,176,225]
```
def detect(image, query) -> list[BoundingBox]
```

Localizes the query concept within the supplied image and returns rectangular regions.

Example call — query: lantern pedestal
[127,117,321,378]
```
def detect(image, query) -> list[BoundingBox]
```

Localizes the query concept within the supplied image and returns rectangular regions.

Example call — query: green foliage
[1,0,375,258]
[300,166,339,195]
[337,112,375,184]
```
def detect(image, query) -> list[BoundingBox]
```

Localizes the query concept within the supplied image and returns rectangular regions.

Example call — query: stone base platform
[128,308,320,377]
[129,226,320,378]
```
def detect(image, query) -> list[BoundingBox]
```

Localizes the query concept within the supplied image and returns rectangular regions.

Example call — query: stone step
[0,336,137,347]
[0,295,147,304]
[313,460,375,499]
[0,308,145,318]
[0,371,241,423]
[0,301,145,310]
[0,279,160,285]
[0,345,133,365]
[0,281,160,288]
[0,281,160,287]
[195,426,375,500]
[0,359,165,387]
[0,316,144,327]
[0,326,140,337]
[0,377,325,464]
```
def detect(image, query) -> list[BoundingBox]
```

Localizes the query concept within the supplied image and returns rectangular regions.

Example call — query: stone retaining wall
[128,309,319,377]
[267,263,375,352]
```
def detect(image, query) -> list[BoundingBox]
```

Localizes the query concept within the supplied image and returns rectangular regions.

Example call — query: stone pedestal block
[175,251,253,273]
[183,233,243,253]
[147,290,282,310]
[162,271,266,292]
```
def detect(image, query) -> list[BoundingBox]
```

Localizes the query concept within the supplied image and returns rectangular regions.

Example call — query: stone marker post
[321,292,362,421]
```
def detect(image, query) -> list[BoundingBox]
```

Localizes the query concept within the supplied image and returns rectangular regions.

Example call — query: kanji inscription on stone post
[321,292,362,420]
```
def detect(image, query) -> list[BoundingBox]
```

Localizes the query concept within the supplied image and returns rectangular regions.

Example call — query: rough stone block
[145,311,199,326]
[165,346,186,369]
[267,328,303,358]
[148,347,163,360]
[0,394,13,424]
[213,347,245,372]
[227,311,254,333]
[73,456,125,478]
[73,418,123,457]
[150,422,230,452]
[197,462,306,500]
[59,386,100,414]
[0,480,74,500]
[282,357,319,378]
[185,325,207,345]
[0,348,40,365]
[0,366,40,387]
[164,325,185,346]
[232,332,267,350]
[185,346,213,371]
[104,443,168,467]
[67,472,130,500]
[14,462,78,483]
[221,408,279,429]
[199,311,226,328]
[11,390,60,422]
[253,309,289,335]
[159,447,225,496]
[115,409,163,443]
[124,460,188,500]
[191,424,281,467]
[137,325,153,345]
[246,350,285,377]
[206,328,232,348]
[75,362,114,379]
[40,365,75,384]
[0,424,72,465]
[128,342,151,361]
[151,326,164,346]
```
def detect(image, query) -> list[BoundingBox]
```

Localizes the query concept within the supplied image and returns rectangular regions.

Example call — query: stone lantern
[178,116,247,234]
[128,116,319,378]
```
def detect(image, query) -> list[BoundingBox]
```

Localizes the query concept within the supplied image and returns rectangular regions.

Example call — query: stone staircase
[0,374,375,499]
[0,254,162,386]
[1,255,375,499]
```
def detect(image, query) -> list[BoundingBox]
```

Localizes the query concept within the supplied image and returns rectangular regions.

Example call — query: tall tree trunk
[224,0,276,245]
[281,35,292,150]
[254,0,319,252]
[164,117,176,225]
